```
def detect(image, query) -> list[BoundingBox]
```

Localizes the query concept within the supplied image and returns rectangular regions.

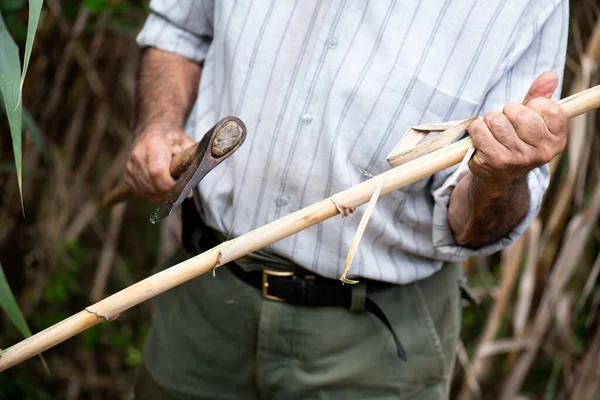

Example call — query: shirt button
[276,195,290,206]
[327,37,338,49]
[301,114,313,124]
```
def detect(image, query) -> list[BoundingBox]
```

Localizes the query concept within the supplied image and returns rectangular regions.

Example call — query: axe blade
[150,117,247,224]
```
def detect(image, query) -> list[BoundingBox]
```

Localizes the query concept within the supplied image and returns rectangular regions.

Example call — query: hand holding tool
[100,116,246,222]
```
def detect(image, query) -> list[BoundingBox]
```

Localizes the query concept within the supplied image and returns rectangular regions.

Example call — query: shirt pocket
[382,66,480,192]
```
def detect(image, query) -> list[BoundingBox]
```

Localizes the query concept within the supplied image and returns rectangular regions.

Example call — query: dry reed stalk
[63,13,108,168]
[539,18,600,265]
[457,33,600,396]
[564,322,600,400]
[70,104,110,193]
[1,84,599,372]
[64,147,127,242]
[576,252,600,314]
[555,293,579,354]
[456,340,482,399]
[499,181,600,399]
[89,202,127,302]
[477,339,530,358]
[512,219,541,338]
[456,235,526,400]
[41,6,90,121]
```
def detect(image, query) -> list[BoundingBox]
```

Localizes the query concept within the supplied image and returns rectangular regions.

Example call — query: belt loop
[349,282,367,312]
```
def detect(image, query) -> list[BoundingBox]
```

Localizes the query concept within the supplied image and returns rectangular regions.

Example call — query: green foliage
[0,0,26,12]
[83,0,110,14]
[0,372,53,400]
[0,0,44,352]
[125,345,142,367]
[0,11,24,206]
[0,262,32,340]
[21,1,42,88]
[0,0,43,204]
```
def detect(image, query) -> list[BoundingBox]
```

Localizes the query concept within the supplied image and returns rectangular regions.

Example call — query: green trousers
[132,248,462,400]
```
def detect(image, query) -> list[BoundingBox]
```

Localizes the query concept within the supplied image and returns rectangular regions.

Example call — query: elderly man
[126,1,568,399]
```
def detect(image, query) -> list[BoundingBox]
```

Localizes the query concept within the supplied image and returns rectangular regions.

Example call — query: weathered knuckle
[483,110,501,123]
[526,97,548,112]
[537,148,554,164]
[145,137,163,149]
[523,112,543,131]
[129,150,142,164]
[556,135,568,151]
[543,103,563,119]
[502,102,521,117]
[469,118,485,133]
[148,165,165,178]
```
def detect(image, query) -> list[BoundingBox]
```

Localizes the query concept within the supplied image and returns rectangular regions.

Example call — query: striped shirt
[137,0,568,284]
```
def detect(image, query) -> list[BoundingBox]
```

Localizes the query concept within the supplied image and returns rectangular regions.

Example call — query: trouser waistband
[180,198,408,361]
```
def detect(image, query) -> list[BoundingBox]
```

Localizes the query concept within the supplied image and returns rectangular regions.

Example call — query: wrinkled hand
[468,72,568,188]
[124,124,195,202]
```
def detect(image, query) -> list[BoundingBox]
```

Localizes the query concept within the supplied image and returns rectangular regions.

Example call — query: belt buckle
[262,269,295,302]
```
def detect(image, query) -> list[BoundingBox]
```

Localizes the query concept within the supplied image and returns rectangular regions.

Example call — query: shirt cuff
[431,165,550,262]
[136,12,210,63]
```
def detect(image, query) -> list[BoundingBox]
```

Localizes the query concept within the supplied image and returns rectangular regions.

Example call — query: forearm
[448,172,530,248]
[134,47,202,133]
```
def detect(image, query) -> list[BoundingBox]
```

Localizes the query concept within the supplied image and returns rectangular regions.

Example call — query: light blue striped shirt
[137,0,568,284]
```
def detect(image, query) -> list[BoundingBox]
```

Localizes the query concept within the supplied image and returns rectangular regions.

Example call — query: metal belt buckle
[262,269,295,302]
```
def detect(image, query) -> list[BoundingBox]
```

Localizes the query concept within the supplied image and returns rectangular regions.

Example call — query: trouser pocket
[368,263,462,395]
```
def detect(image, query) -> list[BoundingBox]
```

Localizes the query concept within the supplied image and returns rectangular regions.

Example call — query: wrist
[133,121,183,139]
[471,173,529,199]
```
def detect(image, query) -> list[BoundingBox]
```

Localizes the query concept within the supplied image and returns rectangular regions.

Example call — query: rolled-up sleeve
[430,0,568,260]
[136,0,214,63]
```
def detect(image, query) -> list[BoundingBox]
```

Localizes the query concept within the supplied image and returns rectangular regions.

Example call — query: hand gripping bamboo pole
[1,85,600,372]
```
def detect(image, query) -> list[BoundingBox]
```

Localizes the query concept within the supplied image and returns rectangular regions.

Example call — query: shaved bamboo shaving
[411,119,471,132]
[385,129,427,160]
[386,117,476,167]
[441,143,476,191]
[340,179,385,284]
[384,119,468,162]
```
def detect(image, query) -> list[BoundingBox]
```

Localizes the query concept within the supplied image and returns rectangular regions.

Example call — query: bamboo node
[330,197,355,217]
[84,308,119,321]
[216,249,223,266]
[213,247,227,276]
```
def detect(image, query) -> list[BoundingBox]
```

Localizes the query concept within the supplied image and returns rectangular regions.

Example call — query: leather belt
[181,199,407,361]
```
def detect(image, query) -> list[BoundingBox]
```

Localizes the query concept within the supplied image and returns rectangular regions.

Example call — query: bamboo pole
[2,85,600,372]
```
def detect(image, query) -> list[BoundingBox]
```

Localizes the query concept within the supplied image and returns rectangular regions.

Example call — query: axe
[100,116,247,222]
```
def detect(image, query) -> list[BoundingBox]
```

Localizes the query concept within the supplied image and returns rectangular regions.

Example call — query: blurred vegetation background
[0,1,599,399]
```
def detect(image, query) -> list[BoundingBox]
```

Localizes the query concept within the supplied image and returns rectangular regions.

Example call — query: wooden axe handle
[100,142,199,209]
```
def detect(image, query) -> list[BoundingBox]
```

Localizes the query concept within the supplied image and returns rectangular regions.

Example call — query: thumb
[522,71,558,105]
